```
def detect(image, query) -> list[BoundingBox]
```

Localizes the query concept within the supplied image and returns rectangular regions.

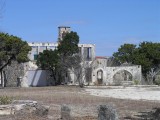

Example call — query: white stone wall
[28,42,95,61]
[28,42,58,61]
[92,58,142,85]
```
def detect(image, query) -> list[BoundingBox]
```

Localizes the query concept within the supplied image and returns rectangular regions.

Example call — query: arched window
[97,70,103,84]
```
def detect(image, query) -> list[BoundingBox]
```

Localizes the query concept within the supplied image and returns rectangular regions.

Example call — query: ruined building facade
[24,26,96,86]
[91,57,142,85]
[0,26,142,87]
[26,26,142,86]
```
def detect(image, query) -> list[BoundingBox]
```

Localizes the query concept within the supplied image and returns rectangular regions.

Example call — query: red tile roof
[96,56,107,59]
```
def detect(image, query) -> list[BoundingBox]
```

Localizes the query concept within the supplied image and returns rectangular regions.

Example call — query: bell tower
[58,26,71,41]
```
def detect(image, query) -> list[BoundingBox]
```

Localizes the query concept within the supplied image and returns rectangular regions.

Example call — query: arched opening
[113,70,132,85]
[97,70,103,84]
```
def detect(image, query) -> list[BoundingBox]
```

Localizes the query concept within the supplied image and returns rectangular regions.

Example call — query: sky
[0,0,160,56]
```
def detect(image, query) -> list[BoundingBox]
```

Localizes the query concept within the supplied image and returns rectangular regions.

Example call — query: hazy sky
[1,0,160,56]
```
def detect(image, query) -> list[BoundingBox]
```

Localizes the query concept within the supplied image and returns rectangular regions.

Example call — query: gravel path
[85,86,160,102]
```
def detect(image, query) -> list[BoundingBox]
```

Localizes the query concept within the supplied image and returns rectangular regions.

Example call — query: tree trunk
[50,69,57,85]
[0,70,4,87]
[3,71,6,87]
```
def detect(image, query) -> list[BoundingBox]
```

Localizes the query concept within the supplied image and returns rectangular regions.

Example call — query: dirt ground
[0,86,160,120]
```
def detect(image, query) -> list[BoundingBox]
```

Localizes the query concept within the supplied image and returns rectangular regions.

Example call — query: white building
[28,42,58,61]
[28,26,96,62]
[28,42,95,62]
[25,26,96,86]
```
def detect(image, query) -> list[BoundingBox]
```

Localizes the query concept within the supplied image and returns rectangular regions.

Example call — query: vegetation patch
[0,95,13,105]
[134,79,139,85]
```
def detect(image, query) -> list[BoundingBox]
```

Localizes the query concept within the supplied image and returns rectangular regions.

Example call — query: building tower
[58,26,71,41]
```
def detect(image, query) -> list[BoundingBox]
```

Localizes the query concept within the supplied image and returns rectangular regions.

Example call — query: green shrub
[155,76,160,85]
[134,80,139,85]
[0,96,13,105]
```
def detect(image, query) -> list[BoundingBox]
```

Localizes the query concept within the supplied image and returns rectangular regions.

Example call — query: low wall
[27,70,48,87]
[4,61,25,87]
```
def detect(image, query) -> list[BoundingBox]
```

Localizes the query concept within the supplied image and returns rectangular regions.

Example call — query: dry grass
[0,86,160,120]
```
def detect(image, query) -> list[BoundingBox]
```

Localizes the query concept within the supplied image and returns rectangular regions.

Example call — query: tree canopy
[0,32,31,71]
[57,31,80,71]
[133,42,160,75]
[113,44,136,64]
[36,31,80,85]
[36,49,60,84]
[36,49,59,70]
[58,31,79,56]
[113,42,160,77]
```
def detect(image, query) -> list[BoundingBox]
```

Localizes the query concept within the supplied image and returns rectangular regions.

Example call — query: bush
[134,80,139,85]
[0,96,13,105]
[155,76,160,85]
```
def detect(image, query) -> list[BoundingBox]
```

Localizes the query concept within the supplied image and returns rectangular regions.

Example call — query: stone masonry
[3,61,25,87]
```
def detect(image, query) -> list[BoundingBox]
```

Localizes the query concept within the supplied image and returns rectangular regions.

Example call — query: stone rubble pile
[0,100,49,116]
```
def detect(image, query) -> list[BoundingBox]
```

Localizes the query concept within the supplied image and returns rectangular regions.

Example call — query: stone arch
[93,68,104,85]
[105,66,142,85]
[97,69,103,84]
[113,70,132,85]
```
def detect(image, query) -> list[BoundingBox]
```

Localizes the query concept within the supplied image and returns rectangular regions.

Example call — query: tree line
[113,42,160,84]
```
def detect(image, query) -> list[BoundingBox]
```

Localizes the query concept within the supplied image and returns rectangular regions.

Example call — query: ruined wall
[105,66,142,85]
[4,61,25,87]
[92,64,142,85]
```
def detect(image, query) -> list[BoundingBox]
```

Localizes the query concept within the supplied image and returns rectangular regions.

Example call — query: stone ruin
[98,104,119,120]
[92,57,142,86]
[0,100,49,116]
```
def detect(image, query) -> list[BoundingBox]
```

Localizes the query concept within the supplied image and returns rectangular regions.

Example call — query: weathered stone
[0,100,49,117]
[12,100,37,106]
[92,57,142,86]
[61,104,71,120]
[4,61,25,87]
[13,100,49,117]
[0,105,14,115]
[98,104,119,120]
[33,104,49,117]
[153,108,160,120]
[13,104,26,111]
